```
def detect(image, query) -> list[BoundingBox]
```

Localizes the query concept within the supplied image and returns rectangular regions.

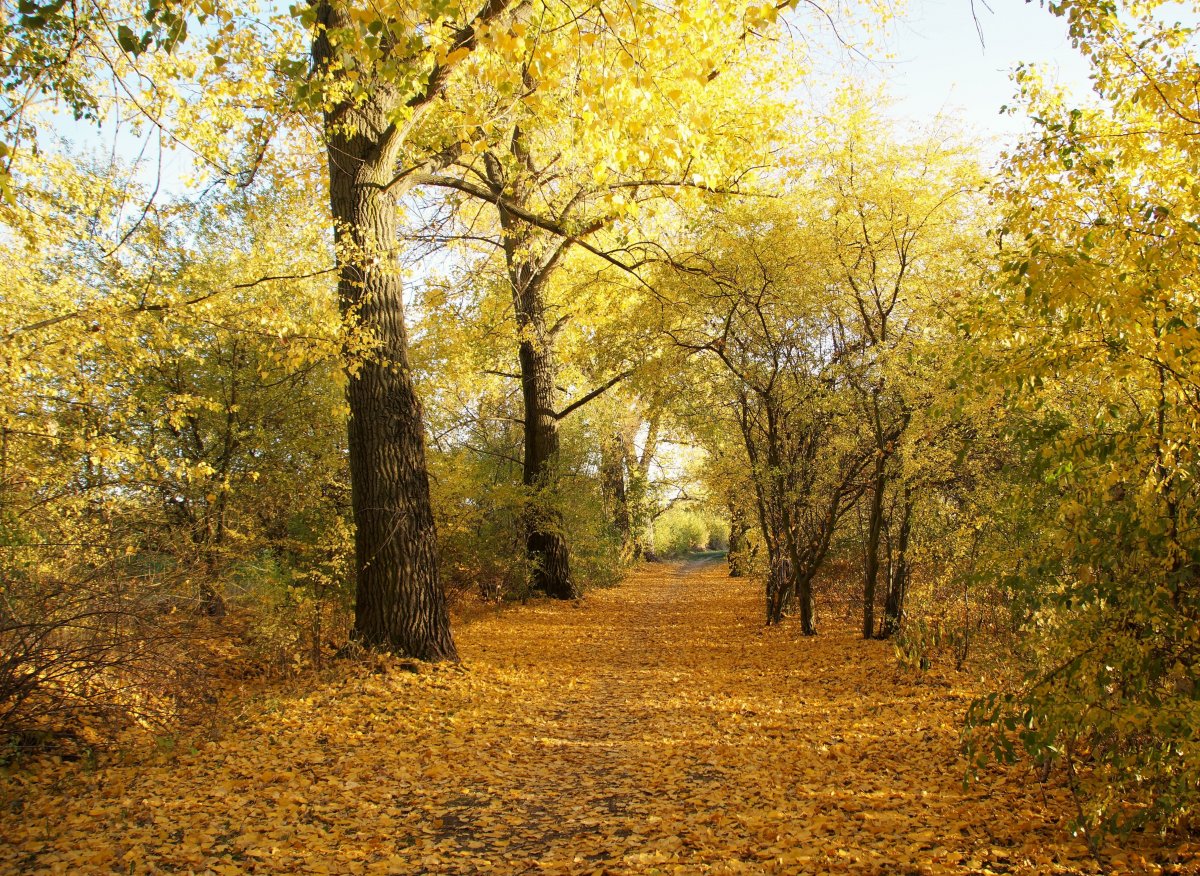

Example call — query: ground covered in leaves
[2,559,1198,875]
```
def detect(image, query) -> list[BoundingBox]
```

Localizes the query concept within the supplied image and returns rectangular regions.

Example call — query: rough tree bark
[727,500,752,577]
[517,323,576,598]
[313,3,457,660]
[481,145,578,599]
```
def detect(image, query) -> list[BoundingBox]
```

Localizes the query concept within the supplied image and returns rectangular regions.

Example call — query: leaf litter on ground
[2,559,1197,875]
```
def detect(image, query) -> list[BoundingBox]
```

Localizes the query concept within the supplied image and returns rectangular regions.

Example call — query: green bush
[653,507,730,557]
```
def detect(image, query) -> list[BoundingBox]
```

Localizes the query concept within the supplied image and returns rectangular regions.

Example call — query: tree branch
[555,368,635,420]
[5,267,339,341]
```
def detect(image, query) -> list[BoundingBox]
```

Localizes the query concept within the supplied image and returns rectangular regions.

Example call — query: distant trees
[659,119,983,635]
[599,406,663,563]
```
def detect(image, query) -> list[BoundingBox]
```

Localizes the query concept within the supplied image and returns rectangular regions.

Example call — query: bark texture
[518,323,575,598]
[862,455,886,639]
[727,500,753,577]
[482,146,578,599]
[314,4,457,660]
[878,488,913,639]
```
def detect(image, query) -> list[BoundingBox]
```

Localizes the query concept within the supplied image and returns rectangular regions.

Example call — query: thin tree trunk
[879,488,913,639]
[767,407,813,631]
[314,5,457,660]
[795,568,816,634]
[766,536,791,625]
[601,432,632,555]
[737,391,789,625]
[782,515,815,635]
[640,520,660,562]
[727,501,752,577]
[862,456,886,639]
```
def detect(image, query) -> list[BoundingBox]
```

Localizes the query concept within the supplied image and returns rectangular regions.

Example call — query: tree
[963,0,1200,835]
[307,1,506,659]
[652,103,986,634]
[402,14,787,596]
[593,390,669,563]
[661,199,874,631]
[811,109,981,638]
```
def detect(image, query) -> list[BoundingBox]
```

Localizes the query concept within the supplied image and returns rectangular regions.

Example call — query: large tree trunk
[862,456,886,639]
[484,147,578,600]
[315,6,457,660]
[518,331,576,598]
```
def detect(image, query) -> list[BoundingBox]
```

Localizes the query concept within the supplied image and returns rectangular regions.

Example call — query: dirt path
[0,561,1189,874]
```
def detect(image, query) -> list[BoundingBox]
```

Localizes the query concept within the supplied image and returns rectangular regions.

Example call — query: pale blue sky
[880,0,1094,144]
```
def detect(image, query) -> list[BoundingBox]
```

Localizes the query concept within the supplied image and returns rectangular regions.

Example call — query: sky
[875,0,1095,145]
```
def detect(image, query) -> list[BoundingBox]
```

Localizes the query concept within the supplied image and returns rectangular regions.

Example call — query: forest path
[0,561,1157,874]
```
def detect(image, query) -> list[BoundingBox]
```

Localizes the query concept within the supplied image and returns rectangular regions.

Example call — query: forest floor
[2,559,1199,875]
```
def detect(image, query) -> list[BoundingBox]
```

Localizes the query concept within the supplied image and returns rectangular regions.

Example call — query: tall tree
[662,200,874,631]
[406,16,789,596]
[814,113,979,638]
[308,0,528,659]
